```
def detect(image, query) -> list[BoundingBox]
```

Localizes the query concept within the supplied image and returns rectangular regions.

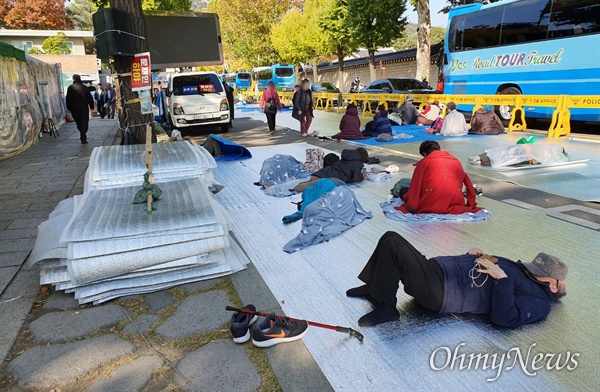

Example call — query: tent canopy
[0,41,26,62]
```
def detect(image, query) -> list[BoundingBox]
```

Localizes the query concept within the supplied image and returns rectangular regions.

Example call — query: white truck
[164,71,230,133]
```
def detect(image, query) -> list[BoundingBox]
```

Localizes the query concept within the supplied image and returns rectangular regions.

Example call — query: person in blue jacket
[347,231,568,327]
[363,105,392,137]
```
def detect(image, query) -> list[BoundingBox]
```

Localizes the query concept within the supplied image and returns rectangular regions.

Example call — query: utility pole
[110,0,156,144]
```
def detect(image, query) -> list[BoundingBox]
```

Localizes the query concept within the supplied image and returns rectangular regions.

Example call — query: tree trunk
[415,0,431,84]
[110,0,156,144]
[368,49,376,82]
[337,44,344,92]
[312,60,318,82]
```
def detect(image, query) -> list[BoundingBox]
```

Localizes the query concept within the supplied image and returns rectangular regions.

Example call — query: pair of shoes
[368,157,380,164]
[229,307,309,347]
[301,133,309,138]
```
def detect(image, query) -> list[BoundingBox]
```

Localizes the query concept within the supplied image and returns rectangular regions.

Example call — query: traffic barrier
[247,90,598,137]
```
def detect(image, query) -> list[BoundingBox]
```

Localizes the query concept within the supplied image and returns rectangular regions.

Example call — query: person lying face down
[347,231,568,328]
[293,148,369,193]
[397,141,481,215]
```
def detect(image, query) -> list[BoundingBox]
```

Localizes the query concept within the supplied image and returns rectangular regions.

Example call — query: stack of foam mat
[27,141,248,304]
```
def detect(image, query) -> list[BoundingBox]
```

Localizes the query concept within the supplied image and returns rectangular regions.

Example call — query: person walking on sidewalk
[347,231,568,327]
[66,74,94,144]
[260,81,282,134]
[104,83,117,119]
[292,79,314,137]
[94,83,106,119]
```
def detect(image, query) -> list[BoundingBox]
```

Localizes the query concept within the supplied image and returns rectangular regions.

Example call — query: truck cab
[164,72,230,132]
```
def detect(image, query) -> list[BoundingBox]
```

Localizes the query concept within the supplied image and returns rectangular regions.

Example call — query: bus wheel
[495,86,521,125]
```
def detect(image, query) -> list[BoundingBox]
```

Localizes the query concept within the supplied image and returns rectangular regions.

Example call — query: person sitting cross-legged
[347,231,568,328]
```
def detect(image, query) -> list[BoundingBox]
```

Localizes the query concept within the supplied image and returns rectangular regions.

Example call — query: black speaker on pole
[93,8,137,59]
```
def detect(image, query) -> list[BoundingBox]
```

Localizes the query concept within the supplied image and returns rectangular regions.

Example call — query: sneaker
[230,305,258,344]
[251,315,309,348]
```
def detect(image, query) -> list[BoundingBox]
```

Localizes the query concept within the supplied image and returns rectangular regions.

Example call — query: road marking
[503,199,600,230]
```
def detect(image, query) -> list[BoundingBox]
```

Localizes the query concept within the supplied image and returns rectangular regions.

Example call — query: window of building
[12,41,33,54]
[66,41,74,55]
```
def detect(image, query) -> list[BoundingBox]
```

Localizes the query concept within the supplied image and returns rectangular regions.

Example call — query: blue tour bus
[443,0,600,122]
[224,72,251,91]
[252,64,296,92]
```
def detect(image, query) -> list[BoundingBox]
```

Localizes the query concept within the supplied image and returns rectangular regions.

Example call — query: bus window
[258,69,273,80]
[500,0,551,45]
[237,72,251,80]
[460,7,503,50]
[274,67,294,78]
[549,0,600,38]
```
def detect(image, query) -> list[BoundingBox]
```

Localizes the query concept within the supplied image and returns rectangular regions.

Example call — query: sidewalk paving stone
[43,291,80,310]
[123,314,162,335]
[0,266,19,294]
[5,218,46,230]
[155,290,230,339]
[175,339,261,392]
[179,277,221,292]
[30,304,129,343]
[7,335,135,390]
[87,355,163,392]
[0,238,36,253]
[0,251,29,268]
[1,227,38,240]
[145,290,174,312]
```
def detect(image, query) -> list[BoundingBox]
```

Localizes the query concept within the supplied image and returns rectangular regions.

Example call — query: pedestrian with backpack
[260,81,282,134]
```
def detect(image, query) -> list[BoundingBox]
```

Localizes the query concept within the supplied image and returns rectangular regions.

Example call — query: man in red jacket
[397,140,481,214]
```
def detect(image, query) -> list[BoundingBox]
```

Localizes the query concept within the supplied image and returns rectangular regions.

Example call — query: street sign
[130,52,151,91]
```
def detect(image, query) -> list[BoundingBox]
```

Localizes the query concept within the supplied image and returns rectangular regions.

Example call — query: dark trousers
[265,113,276,131]
[358,231,444,311]
[72,110,90,142]
[97,101,106,118]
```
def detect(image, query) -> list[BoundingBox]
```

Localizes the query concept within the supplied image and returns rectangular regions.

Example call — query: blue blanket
[259,155,312,197]
[356,125,486,146]
[209,134,252,161]
[380,198,492,222]
[283,186,372,253]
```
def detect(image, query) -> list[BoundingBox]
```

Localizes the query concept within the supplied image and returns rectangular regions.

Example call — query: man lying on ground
[396,141,481,214]
[348,231,568,327]
[294,148,369,192]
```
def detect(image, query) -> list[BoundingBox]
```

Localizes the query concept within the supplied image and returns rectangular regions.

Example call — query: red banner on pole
[130,52,151,91]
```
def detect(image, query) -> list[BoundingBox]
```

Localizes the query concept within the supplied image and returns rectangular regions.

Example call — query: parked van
[165,72,230,132]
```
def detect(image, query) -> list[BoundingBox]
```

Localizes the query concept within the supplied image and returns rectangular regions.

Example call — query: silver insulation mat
[29,143,248,304]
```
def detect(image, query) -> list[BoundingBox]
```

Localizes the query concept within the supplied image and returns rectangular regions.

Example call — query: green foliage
[27,46,44,54]
[346,0,408,54]
[41,32,72,55]
[67,0,97,31]
[271,0,335,66]
[318,0,358,58]
[141,0,192,11]
[393,25,446,51]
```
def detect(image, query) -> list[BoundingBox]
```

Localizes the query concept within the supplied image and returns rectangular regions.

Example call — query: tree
[318,0,359,90]
[28,46,44,54]
[67,0,97,31]
[346,0,408,82]
[440,0,500,14]
[271,0,335,81]
[141,0,192,11]
[415,0,431,83]
[42,32,72,55]
[393,25,445,50]
[208,0,301,67]
[1,0,72,30]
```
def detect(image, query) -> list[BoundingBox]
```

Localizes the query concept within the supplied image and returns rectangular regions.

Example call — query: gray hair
[446,101,457,111]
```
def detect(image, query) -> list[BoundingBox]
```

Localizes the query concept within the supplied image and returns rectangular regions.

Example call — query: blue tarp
[356,125,488,146]
[380,198,492,222]
[283,186,372,253]
[209,134,252,161]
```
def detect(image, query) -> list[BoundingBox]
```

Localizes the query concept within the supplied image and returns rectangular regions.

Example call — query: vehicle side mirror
[385,87,392,93]
[165,89,171,97]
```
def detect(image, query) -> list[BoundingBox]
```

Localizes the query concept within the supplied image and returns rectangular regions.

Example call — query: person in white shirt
[439,102,469,136]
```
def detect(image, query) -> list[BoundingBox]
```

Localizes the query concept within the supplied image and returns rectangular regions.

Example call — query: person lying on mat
[293,148,369,193]
[332,104,368,141]
[348,231,568,327]
[396,141,481,215]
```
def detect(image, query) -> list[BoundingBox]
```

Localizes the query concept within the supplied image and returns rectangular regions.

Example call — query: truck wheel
[495,86,521,125]
[220,123,229,133]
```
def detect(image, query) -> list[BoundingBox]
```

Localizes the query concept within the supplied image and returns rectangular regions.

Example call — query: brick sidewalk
[0,118,119,361]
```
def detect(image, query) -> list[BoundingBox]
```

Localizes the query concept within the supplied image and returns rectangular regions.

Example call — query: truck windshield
[172,74,223,96]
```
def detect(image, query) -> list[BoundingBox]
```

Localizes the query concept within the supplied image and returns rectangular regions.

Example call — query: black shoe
[346,285,369,298]
[81,140,88,144]
[358,305,399,327]
[252,315,309,347]
[368,157,380,164]
[230,304,258,344]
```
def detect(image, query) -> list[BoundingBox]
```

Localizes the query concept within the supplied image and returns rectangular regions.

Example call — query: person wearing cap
[66,74,94,144]
[347,231,568,328]
[393,95,429,125]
